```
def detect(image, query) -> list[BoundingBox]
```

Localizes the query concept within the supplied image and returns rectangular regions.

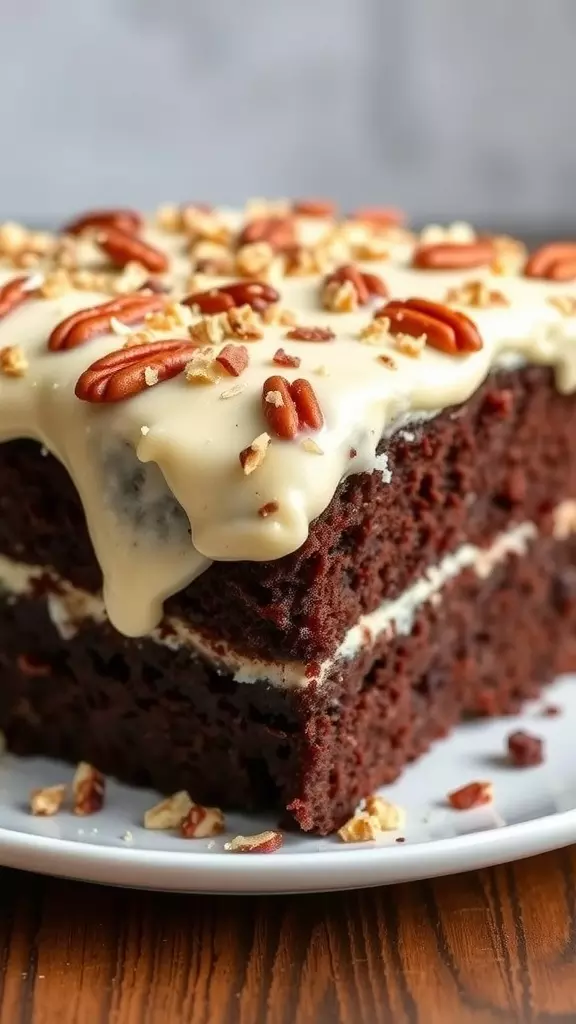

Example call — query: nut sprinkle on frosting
[0,201,575,639]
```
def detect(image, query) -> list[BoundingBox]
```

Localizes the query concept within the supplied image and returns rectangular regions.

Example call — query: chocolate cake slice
[0,206,574,834]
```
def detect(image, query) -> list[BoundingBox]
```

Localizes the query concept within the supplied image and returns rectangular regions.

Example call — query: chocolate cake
[0,204,575,834]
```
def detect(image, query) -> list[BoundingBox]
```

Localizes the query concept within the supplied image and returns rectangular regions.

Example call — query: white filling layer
[1,504,569,690]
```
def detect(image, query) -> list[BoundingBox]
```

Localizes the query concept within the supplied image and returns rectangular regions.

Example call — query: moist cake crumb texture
[0,203,574,832]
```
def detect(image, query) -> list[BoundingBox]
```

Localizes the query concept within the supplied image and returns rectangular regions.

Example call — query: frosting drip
[0,209,575,636]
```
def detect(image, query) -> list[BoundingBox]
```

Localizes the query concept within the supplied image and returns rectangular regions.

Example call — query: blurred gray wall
[0,0,574,227]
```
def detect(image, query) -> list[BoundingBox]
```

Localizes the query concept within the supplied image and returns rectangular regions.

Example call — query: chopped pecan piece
[285,326,335,342]
[338,813,381,842]
[444,280,509,308]
[447,781,493,810]
[364,796,406,830]
[75,340,198,403]
[376,297,483,355]
[215,343,249,376]
[272,347,301,368]
[224,830,283,853]
[239,432,271,474]
[181,804,225,838]
[507,730,544,767]
[72,762,105,815]
[30,784,67,817]
[0,345,28,377]
[144,790,193,830]
[258,500,279,517]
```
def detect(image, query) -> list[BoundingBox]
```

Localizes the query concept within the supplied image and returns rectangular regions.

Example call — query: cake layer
[2,527,574,833]
[1,366,574,663]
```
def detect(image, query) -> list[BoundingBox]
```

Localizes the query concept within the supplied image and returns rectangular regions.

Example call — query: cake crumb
[121,830,133,843]
[447,780,493,810]
[507,730,544,767]
[541,703,561,717]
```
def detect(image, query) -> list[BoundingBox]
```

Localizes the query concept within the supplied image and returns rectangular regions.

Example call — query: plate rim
[1,805,575,893]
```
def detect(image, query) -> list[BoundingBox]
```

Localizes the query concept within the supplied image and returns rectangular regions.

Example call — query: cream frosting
[0,208,575,638]
[0,519,542,690]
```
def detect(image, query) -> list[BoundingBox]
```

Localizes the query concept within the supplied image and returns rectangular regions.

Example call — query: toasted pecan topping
[338,813,382,842]
[258,500,279,517]
[184,280,279,315]
[0,275,38,322]
[235,241,275,278]
[447,780,493,810]
[293,198,337,218]
[64,208,143,237]
[285,326,335,342]
[412,240,494,270]
[226,305,264,340]
[181,804,225,838]
[144,790,193,830]
[262,375,323,439]
[507,730,544,767]
[445,279,509,309]
[364,796,406,831]
[525,242,576,281]
[73,762,105,815]
[30,784,67,817]
[215,343,249,376]
[97,226,169,274]
[322,264,388,310]
[238,216,296,252]
[0,344,28,377]
[224,830,283,853]
[75,339,197,403]
[272,347,301,368]
[376,297,483,355]
[239,432,271,474]
[349,206,405,227]
[48,292,166,351]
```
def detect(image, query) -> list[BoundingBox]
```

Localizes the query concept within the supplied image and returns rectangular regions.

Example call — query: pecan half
[75,339,198,403]
[285,326,335,342]
[64,208,143,236]
[262,375,323,439]
[97,226,169,274]
[48,292,166,351]
[323,264,388,307]
[0,275,37,322]
[238,216,296,252]
[184,280,279,315]
[180,804,225,838]
[350,206,405,227]
[293,198,336,218]
[73,762,105,815]
[376,297,483,355]
[524,242,576,281]
[412,240,494,270]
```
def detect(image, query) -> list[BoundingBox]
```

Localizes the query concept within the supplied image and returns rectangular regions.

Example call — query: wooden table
[0,847,575,1024]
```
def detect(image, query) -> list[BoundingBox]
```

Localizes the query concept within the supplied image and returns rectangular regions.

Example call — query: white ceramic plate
[0,675,575,894]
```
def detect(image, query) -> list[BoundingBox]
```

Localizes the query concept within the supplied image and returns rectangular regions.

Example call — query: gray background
[0,0,574,228]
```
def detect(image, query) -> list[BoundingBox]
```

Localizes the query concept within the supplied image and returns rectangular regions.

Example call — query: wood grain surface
[0,847,575,1024]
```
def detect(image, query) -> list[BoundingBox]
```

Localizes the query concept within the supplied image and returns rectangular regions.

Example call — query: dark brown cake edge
[1,528,575,834]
